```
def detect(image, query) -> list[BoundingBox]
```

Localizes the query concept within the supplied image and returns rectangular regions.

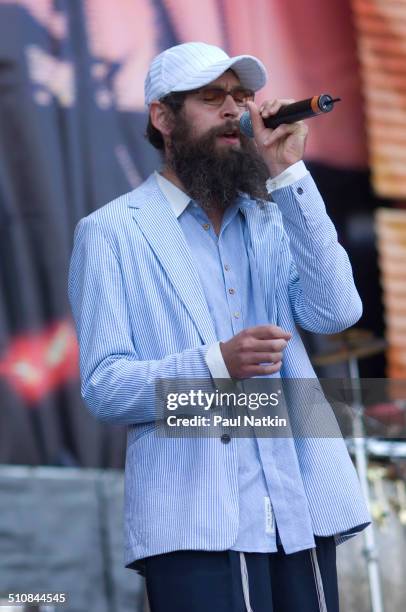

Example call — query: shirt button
[233,312,240,319]
[202,223,210,230]
[221,433,231,444]
[224,264,230,271]
[228,288,235,295]
[297,187,304,195]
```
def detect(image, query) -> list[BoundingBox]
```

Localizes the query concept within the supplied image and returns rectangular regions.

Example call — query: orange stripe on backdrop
[351,0,406,199]
[375,208,406,377]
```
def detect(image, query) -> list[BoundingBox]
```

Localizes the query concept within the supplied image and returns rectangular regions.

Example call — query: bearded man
[68,42,370,612]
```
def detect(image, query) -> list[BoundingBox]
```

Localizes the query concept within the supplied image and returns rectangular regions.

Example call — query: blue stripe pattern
[177,197,316,554]
[68,172,370,572]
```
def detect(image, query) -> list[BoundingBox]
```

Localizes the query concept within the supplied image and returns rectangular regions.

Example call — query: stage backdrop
[351,0,406,201]
[0,0,372,466]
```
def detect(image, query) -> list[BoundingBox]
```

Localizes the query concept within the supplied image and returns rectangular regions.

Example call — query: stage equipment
[312,329,387,612]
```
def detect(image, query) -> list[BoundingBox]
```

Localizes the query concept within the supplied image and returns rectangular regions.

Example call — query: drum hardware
[311,329,387,367]
[393,480,406,525]
[370,461,406,525]
[312,328,387,612]
[368,466,391,528]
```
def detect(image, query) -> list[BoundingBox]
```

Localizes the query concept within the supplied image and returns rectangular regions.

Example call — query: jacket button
[221,433,231,444]
[297,187,304,195]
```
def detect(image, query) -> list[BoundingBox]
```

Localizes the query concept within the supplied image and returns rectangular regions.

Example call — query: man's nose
[220,93,240,119]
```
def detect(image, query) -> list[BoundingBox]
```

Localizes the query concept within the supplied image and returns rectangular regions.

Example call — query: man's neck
[160,166,224,234]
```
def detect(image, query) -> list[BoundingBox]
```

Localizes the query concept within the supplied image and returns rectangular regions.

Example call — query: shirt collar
[155,170,256,218]
[155,171,191,218]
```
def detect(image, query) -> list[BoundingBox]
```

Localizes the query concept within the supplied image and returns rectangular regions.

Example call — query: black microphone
[239,94,341,137]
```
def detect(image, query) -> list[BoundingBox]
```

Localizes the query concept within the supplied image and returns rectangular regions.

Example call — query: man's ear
[149,101,174,139]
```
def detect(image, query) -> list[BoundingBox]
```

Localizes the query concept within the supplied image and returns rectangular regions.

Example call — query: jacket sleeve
[271,172,363,334]
[68,216,213,426]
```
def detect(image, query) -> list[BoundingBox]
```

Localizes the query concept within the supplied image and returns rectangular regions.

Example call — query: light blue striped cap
[145,42,268,106]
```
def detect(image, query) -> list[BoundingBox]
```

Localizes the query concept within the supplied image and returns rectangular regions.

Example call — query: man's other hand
[220,324,292,379]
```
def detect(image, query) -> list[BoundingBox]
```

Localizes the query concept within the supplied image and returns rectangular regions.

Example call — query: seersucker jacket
[68,171,370,573]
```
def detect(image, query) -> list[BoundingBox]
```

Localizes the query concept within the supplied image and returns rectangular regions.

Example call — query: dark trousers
[145,536,339,612]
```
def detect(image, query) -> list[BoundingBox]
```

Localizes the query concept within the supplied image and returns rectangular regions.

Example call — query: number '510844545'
[6,592,67,604]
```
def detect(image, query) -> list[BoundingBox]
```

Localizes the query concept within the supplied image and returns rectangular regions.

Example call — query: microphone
[239,94,341,138]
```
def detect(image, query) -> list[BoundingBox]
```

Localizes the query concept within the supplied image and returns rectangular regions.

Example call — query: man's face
[178,70,247,151]
[163,70,270,210]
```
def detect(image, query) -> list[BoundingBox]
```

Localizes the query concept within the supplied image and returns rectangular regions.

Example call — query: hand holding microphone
[244,95,341,177]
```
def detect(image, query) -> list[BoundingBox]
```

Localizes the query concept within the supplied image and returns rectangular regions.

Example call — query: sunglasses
[189,86,255,107]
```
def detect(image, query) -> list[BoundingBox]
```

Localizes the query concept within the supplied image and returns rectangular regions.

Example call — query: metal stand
[349,356,384,612]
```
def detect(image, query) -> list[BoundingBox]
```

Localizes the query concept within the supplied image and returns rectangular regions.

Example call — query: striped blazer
[68,172,370,572]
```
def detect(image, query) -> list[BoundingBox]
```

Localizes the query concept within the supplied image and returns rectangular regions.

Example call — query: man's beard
[166,113,271,211]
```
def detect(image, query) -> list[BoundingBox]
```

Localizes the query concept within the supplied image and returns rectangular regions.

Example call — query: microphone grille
[239,112,254,138]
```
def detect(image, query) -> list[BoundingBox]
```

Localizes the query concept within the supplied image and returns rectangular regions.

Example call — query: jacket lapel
[129,177,217,345]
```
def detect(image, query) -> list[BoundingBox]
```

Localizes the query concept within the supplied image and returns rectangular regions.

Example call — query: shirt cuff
[205,342,231,379]
[265,161,309,192]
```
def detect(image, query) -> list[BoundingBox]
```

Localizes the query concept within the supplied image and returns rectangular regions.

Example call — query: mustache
[210,120,241,138]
